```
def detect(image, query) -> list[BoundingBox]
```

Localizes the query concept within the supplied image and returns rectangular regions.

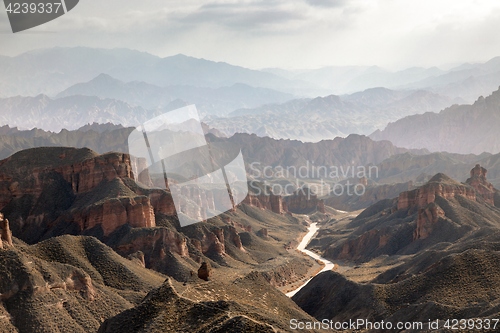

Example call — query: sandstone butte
[397,165,497,240]
[333,165,499,261]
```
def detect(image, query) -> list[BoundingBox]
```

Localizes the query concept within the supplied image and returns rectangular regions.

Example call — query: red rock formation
[242,192,285,214]
[0,152,150,210]
[0,213,12,247]
[336,229,384,261]
[397,176,476,211]
[148,190,176,216]
[285,187,325,214]
[54,153,136,194]
[414,203,445,240]
[225,226,244,251]
[466,164,495,205]
[0,148,183,238]
[120,228,188,257]
[70,196,156,236]
[224,217,252,232]
[397,169,497,240]
[198,262,211,281]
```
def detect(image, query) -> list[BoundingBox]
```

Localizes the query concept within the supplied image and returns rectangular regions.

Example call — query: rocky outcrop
[242,191,285,214]
[413,202,445,240]
[225,226,244,251]
[116,228,189,260]
[71,196,156,236]
[257,228,268,238]
[334,228,390,261]
[0,148,182,240]
[54,153,135,194]
[466,164,496,205]
[396,168,498,240]
[397,174,476,211]
[0,212,12,248]
[64,270,96,301]
[127,251,146,267]
[285,187,325,214]
[396,174,476,240]
[198,262,211,281]
[148,191,176,216]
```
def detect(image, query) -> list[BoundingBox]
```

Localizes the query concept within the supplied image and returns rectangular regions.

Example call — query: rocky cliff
[466,164,497,205]
[0,147,317,288]
[242,190,286,214]
[322,166,500,262]
[0,148,168,240]
[396,173,476,211]
[284,187,325,214]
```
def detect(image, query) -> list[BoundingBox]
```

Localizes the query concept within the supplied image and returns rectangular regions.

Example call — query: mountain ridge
[371,86,500,154]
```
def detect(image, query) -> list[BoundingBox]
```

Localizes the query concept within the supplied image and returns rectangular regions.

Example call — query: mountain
[293,167,500,327]
[0,233,165,333]
[0,94,157,132]
[206,88,457,141]
[322,151,500,211]
[0,146,329,282]
[221,133,427,170]
[56,74,295,116]
[98,274,319,333]
[0,145,331,331]
[404,56,500,102]
[0,226,320,332]
[371,87,500,154]
[263,65,446,94]
[0,124,427,169]
[0,47,320,97]
[265,57,500,102]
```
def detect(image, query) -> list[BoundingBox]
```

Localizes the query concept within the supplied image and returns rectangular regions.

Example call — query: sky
[1,0,500,70]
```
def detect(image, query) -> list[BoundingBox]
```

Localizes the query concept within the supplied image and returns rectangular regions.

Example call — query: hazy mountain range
[206,88,459,141]
[265,56,500,102]
[0,94,155,131]
[56,73,294,116]
[1,47,500,154]
[0,47,321,97]
[371,87,500,154]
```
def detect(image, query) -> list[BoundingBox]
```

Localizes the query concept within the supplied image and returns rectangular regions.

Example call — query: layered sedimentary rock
[0,148,176,239]
[242,190,285,214]
[413,202,445,240]
[53,153,135,193]
[71,196,156,236]
[325,167,500,262]
[397,174,476,211]
[396,169,497,240]
[285,187,325,214]
[466,164,496,205]
[116,228,189,269]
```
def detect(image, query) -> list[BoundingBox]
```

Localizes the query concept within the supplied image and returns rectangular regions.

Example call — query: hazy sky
[1,0,500,70]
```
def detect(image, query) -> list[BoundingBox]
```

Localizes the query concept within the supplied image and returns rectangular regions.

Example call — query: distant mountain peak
[92,73,122,83]
[427,172,460,184]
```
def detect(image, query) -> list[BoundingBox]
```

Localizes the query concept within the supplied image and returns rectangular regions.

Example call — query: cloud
[305,0,346,8]
[177,1,308,31]
[1,0,500,71]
